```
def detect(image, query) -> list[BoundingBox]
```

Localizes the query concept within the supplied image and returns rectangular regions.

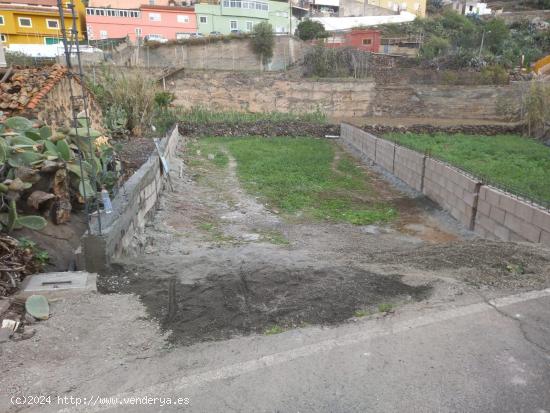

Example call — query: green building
[195,0,290,35]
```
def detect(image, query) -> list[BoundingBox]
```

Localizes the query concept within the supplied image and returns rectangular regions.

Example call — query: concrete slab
[16,271,97,299]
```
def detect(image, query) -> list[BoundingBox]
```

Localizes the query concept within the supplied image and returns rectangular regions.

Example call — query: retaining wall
[169,71,527,122]
[81,126,181,273]
[340,123,550,245]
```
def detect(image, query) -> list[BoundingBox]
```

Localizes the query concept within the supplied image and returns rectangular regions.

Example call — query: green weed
[264,325,285,335]
[378,303,394,313]
[385,133,550,206]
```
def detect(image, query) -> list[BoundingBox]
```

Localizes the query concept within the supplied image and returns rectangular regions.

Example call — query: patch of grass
[199,222,215,231]
[187,139,229,168]
[259,229,290,245]
[354,309,369,317]
[377,303,394,313]
[198,221,236,244]
[264,325,286,335]
[179,107,327,125]
[384,133,550,206]
[214,136,397,226]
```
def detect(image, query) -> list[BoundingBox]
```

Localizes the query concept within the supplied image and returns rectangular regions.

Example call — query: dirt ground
[2,135,550,408]
[97,137,550,346]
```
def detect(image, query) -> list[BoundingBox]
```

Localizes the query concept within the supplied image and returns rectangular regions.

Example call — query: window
[0,34,6,43]
[199,16,207,23]
[149,12,161,21]
[46,19,59,29]
[230,20,237,30]
[44,37,60,44]
[362,38,372,45]
[135,27,142,36]
[177,14,189,23]
[245,21,252,31]
[149,0,155,4]
[0,16,4,25]
[100,30,108,39]
[18,17,32,27]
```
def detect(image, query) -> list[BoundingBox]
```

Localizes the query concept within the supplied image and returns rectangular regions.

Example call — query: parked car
[189,32,204,38]
[209,31,222,37]
[230,29,244,35]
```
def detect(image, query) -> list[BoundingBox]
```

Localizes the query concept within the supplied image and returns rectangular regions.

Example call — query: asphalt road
[61,289,550,413]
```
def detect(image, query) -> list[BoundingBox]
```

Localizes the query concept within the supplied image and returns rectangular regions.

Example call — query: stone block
[541,230,550,246]
[504,213,541,243]
[533,208,550,233]
[477,199,491,216]
[489,205,506,224]
[499,194,517,214]
[494,223,511,241]
[17,271,97,299]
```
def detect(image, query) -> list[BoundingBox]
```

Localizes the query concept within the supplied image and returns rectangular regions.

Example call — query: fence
[340,123,550,246]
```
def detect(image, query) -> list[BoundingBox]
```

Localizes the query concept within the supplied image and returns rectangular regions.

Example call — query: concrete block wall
[81,126,181,273]
[394,146,425,192]
[374,139,396,173]
[340,123,550,244]
[423,158,480,229]
[476,186,550,245]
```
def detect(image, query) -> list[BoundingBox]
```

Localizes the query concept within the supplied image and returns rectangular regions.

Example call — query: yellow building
[368,0,426,17]
[0,0,86,46]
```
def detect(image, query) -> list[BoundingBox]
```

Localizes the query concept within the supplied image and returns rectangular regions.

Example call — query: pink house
[86,4,197,42]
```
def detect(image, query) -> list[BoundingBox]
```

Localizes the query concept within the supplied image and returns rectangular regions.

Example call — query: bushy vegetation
[377,11,550,69]
[384,132,550,206]
[296,20,328,41]
[144,32,251,48]
[178,107,327,124]
[524,81,550,139]
[88,66,175,137]
[303,45,371,78]
[250,22,275,65]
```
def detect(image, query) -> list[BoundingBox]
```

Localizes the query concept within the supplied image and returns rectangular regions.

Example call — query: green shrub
[480,65,509,85]
[296,20,328,41]
[250,22,275,65]
[420,36,450,59]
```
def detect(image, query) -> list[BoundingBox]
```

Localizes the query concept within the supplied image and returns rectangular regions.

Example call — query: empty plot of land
[100,135,550,346]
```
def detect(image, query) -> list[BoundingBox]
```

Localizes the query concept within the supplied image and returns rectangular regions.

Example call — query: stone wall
[340,123,550,245]
[118,36,309,72]
[169,71,526,122]
[81,126,181,273]
[21,77,103,131]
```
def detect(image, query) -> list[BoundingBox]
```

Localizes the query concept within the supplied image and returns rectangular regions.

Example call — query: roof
[0,64,68,112]
[0,0,58,6]
[140,4,194,11]
[311,11,416,32]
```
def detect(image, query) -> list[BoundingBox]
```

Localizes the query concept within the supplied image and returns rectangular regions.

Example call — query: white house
[451,1,492,16]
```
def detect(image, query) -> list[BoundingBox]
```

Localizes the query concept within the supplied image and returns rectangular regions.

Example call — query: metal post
[57,0,103,235]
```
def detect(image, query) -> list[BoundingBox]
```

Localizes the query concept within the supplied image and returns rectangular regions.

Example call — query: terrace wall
[80,126,181,272]
[169,71,527,121]
[340,123,550,245]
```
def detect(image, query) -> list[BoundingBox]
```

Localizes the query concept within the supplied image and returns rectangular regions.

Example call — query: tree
[296,20,328,41]
[484,18,510,54]
[251,22,275,66]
